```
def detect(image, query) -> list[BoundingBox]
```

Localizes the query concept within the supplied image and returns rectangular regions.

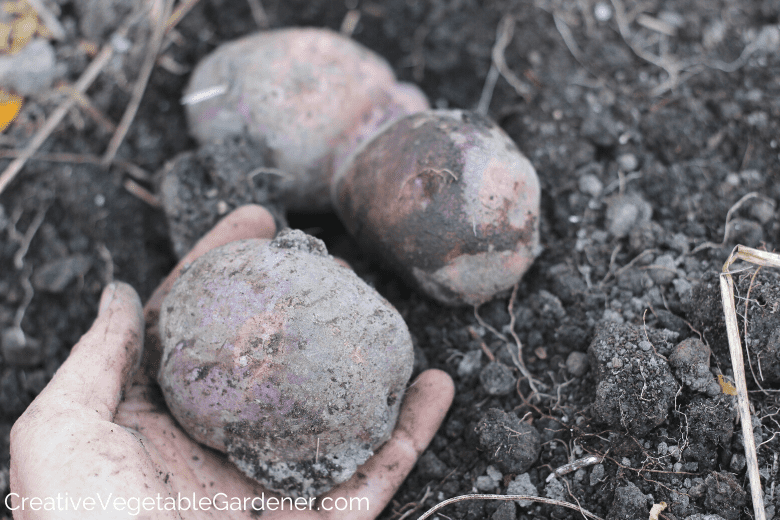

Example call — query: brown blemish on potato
[334,109,540,306]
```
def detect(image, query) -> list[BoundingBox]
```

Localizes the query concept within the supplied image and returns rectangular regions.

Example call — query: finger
[144,204,277,321]
[319,369,455,519]
[22,282,143,422]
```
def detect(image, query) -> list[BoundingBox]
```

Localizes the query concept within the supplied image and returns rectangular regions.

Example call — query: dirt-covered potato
[184,27,429,212]
[157,230,414,497]
[332,109,541,306]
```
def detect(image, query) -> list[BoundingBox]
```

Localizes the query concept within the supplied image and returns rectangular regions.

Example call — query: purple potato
[158,230,414,497]
[184,27,428,212]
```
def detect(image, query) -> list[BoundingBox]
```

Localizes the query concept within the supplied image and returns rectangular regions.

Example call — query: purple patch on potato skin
[175,340,191,351]
[197,275,292,329]
[286,371,309,385]
[255,381,280,403]
[254,381,294,415]
[197,106,221,124]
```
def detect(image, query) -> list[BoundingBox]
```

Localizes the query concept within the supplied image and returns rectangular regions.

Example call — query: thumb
[39,281,144,421]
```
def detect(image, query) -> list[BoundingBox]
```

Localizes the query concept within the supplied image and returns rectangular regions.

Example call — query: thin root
[692,192,769,253]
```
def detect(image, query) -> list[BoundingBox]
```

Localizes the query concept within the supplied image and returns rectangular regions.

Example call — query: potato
[332,109,541,306]
[157,230,414,497]
[184,27,429,212]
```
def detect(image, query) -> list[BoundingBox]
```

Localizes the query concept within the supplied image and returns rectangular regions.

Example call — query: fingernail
[99,283,118,316]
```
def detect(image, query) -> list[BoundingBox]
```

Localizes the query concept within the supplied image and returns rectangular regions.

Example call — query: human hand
[9,205,455,519]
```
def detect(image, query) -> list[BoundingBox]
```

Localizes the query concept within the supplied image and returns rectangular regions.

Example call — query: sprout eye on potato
[158,230,414,497]
[332,109,541,306]
[184,27,429,212]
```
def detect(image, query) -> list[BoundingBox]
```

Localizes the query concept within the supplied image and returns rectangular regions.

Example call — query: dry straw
[720,244,772,520]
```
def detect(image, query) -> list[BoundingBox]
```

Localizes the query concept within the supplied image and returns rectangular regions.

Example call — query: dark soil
[2,0,780,519]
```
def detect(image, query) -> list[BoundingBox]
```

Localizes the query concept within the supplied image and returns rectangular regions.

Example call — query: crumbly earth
[1,0,780,518]
[158,135,288,259]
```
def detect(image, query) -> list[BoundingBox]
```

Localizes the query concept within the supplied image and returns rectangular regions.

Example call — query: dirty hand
[9,205,455,519]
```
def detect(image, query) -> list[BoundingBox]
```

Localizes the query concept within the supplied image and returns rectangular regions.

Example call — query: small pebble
[729,453,746,472]
[578,173,603,197]
[594,2,612,21]
[476,475,498,491]
[417,451,448,479]
[648,254,677,285]
[689,482,707,498]
[486,465,503,482]
[670,337,710,366]
[589,464,606,486]
[480,361,516,396]
[673,278,692,299]
[544,477,566,501]
[746,111,768,128]
[608,482,649,519]
[507,473,538,508]
[606,193,652,238]
[617,153,639,172]
[749,198,775,224]
[0,39,57,95]
[602,309,624,323]
[1,328,42,367]
[566,351,589,377]
[457,349,482,378]
[669,337,716,394]
[740,169,763,183]
[110,33,132,52]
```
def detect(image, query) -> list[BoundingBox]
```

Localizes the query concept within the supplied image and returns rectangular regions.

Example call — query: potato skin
[332,110,541,306]
[158,231,414,497]
[185,27,428,212]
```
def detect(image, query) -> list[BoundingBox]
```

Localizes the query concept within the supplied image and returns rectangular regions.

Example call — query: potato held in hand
[158,230,414,497]
[333,110,541,306]
[185,27,428,211]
